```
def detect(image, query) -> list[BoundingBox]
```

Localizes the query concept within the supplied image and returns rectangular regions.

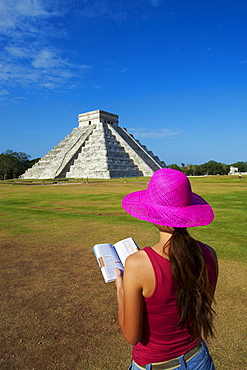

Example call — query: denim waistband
[133,343,202,370]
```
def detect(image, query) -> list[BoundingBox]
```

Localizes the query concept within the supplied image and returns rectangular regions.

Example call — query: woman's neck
[152,231,173,257]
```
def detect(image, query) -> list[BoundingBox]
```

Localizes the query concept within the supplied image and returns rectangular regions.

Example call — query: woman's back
[132,243,217,365]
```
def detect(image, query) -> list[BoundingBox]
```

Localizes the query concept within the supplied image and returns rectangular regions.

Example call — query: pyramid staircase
[21,110,165,179]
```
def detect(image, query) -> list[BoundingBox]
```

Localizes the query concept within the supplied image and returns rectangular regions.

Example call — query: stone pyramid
[22,110,165,179]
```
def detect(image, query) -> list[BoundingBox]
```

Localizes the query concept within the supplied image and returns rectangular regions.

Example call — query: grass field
[0,176,246,369]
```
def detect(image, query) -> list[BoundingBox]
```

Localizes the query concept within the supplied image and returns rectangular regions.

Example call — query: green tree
[0,150,31,179]
[230,162,247,172]
[201,160,229,175]
[171,161,231,176]
[183,164,202,176]
[168,164,181,171]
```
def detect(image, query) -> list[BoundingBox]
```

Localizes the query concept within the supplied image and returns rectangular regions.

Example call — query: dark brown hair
[156,225,216,339]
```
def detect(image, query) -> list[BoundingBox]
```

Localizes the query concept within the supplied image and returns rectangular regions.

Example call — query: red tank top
[132,242,217,365]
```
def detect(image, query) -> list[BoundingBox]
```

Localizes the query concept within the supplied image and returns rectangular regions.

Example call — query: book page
[114,237,139,266]
[93,243,124,283]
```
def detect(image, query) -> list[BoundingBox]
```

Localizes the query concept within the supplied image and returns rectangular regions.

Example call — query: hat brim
[122,190,214,228]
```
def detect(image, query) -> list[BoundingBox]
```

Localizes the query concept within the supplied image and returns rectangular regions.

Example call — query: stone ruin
[228,166,246,176]
[228,166,238,175]
[21,110,166,179]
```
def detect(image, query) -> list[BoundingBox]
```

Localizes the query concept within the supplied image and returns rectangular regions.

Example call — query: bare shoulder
[124,249,154,295]
[125,250,149,269]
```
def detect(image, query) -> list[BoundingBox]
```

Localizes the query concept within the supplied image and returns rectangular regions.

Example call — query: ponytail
[160,226,216,339]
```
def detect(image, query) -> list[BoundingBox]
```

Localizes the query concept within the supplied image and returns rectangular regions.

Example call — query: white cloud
[0,0,163,100]
[32,49,65,69]
[1,44,79,87]
[0,1,90,95]
[128,127,183,139]
[80,64,92,69]
[0,89,9,96]
[0,89,10,102]
[0,0,58,34]
[0,46,82,91]
[5,46,30,58]
[0,0,99,102]
[15,0,49,17]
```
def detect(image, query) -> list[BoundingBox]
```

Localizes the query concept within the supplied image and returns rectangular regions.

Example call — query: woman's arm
[115,253,144,346]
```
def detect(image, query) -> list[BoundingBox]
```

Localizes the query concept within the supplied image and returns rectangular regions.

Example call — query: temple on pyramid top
[78,110,119,127]
[21,109,166,179]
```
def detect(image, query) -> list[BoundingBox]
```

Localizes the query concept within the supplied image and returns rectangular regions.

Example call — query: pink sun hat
[122,168,214,228]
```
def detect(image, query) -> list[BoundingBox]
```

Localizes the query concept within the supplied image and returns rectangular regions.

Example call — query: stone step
[112,126,164,171]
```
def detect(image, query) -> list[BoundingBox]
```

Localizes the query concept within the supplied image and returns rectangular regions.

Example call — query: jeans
[128,340,215,370]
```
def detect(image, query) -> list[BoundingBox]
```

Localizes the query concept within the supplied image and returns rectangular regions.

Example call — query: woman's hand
[115,268,124,312]
[115,268,123,291]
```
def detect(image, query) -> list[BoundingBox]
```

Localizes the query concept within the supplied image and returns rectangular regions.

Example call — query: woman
[115,168,218,370]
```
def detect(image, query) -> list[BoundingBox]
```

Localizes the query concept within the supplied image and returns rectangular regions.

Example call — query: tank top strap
[142,247,171,298]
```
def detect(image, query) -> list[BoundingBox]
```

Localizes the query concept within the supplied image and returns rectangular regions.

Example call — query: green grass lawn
[0,176,246,369]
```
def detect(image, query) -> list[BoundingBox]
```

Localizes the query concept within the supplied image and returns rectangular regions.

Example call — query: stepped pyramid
[22,110,166,179]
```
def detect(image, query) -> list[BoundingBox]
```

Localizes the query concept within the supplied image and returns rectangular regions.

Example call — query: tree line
[0,150,246,180]
[168,161,247,176]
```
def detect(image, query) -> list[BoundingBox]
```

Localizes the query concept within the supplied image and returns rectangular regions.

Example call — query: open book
[93,237,139,283]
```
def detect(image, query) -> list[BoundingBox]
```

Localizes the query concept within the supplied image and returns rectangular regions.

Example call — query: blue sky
[0,0,246,166]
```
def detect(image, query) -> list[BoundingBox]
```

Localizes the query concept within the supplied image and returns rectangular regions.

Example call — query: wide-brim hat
[122,168,214,228]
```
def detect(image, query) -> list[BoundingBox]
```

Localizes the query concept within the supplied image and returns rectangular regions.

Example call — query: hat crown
[147,169,192,207]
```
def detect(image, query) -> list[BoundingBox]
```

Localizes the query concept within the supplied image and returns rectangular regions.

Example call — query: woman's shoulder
[125,248,155,296]
[199,242,218,278]
[125,248,150,268]
[200,242,217,260]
